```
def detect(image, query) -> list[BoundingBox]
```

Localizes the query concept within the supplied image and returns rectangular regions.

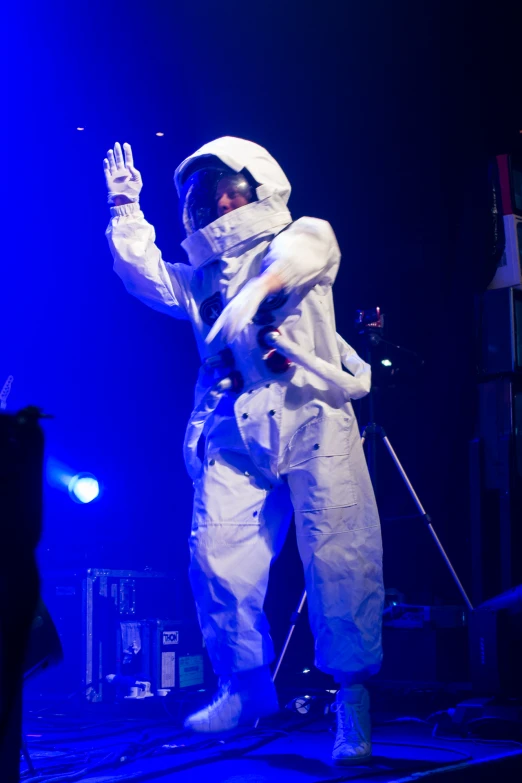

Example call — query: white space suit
[106,136,383,691]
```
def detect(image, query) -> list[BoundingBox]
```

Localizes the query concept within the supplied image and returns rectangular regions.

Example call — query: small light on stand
[302,668,311,674]
[381,358,392,367]
[156,132,165,137]
[76,127,85,131]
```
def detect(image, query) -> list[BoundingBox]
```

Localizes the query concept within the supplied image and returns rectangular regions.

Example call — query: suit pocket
[286,414,357,511]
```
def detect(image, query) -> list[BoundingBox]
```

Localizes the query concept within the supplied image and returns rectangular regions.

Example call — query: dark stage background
[2,1,522,661]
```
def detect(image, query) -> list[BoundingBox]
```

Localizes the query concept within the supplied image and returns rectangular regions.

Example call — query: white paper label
[161,652,176,688]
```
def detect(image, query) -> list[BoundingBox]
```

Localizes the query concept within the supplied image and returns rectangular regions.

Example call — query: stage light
[381,358,392,367]
[76,127,85,131]
[302,668,311,674]
[156,132,165,137]
[68,473,100,504]
[47,458,102,503]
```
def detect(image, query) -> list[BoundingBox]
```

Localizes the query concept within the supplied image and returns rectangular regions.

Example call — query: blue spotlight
[68,473,100,504]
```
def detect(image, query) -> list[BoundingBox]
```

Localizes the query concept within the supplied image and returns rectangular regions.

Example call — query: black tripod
[360,420,473,612]
[355,312,473,612]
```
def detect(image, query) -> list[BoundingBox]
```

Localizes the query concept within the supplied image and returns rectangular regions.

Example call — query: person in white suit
[104,137,384,763]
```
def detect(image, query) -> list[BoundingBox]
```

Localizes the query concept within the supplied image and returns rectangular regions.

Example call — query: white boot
[184,667,279,733]
[331,685,372,764]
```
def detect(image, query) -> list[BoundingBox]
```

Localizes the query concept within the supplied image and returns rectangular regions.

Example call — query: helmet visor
[180,166,256,234]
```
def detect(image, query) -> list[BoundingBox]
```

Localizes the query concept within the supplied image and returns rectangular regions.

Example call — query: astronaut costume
[104,137,384,762]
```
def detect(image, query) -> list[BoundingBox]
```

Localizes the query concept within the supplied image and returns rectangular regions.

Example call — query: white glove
[205,276,271,345]
[103,142,143,204]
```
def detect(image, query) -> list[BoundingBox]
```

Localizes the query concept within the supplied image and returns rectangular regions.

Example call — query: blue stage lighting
[68,473,100,504]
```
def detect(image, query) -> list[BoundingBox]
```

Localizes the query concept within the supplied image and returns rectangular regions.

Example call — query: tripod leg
[21,736,35,775]
[254,590,307,729]
[272,590,308,684]
[380,434,474,611]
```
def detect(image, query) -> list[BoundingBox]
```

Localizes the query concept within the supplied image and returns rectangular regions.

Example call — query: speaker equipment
[141,619,206,693]
[470,376,522,605]
[23,598,63,681]
[0,408,45,781]
[469,607,522,696]
[480,287,522,375]
[375,606,469,686]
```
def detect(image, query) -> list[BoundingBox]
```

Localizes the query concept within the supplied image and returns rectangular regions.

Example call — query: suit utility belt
[183,330,371,481]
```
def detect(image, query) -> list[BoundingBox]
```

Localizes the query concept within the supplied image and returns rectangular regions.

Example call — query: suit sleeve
[106,201,191,320]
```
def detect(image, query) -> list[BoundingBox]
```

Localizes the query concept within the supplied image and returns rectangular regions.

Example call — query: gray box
[141,619,205,692]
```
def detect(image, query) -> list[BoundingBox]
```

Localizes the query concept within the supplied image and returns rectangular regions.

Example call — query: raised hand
[103,142,143,204]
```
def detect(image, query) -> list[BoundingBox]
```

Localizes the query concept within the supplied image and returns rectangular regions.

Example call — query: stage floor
[21,693,522,782]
